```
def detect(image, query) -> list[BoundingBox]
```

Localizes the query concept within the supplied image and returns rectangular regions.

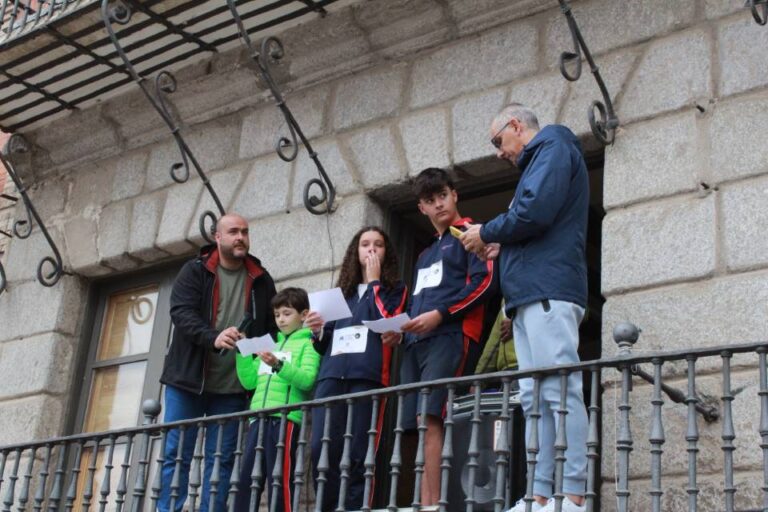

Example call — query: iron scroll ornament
[100,0,224,243]
[0,134,66,294]
[749,0,768,25]
[225,0,336,215]
[557,0,619,146]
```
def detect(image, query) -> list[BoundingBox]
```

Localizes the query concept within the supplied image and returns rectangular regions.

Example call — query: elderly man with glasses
[460,103,590,512]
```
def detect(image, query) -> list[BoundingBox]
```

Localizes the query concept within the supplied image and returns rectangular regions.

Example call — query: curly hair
[336,226,400,298]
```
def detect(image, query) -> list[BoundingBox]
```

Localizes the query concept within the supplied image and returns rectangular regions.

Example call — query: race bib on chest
[413,260,443,295]
[331,326,369,356]
[258,351,292,375]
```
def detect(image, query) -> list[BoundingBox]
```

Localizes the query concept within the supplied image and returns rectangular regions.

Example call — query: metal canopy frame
[0,0,339,132]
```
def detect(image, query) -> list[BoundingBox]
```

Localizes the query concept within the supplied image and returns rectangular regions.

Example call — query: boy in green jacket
[234,287,320,512]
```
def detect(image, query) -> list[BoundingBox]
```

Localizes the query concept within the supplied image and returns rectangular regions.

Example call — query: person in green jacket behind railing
[233,287,320,512]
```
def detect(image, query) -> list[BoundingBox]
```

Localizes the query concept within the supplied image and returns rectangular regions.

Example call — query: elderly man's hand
[460,224,486,254]
[480,243,500,261]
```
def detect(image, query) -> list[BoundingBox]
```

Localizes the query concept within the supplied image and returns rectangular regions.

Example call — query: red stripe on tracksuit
[282,422,294,512]
[448,258,494,315]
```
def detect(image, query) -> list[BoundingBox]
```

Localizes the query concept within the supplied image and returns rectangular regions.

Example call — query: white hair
[494,103,540,131]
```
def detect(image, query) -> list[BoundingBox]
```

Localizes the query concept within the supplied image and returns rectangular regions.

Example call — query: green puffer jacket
[236,327,320,424]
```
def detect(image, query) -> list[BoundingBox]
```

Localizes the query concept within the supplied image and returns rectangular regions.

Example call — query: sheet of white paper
[362,313,411,334]
[236,334,277,356]
[308,287,353,323]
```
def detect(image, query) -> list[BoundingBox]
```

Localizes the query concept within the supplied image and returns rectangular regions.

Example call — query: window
[72,267,178,510]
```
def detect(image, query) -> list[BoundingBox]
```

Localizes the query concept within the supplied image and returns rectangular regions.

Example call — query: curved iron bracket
[226,1,336,215]
[100,0,225,243]
[748,0,768,25]
[0,134,66,294]
[557,0,619,145]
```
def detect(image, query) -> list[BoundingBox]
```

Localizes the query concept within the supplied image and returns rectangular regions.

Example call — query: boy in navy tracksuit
[386,168,496,506]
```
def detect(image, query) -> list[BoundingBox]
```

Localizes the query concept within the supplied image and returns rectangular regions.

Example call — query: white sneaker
[540,496,586,512]
[506,498,545,512]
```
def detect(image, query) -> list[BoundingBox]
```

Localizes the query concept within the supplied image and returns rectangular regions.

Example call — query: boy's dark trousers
[310,379,384,512]
[234,417,298,512]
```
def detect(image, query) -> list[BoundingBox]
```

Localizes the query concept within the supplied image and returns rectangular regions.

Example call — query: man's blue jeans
[158,385,246,512]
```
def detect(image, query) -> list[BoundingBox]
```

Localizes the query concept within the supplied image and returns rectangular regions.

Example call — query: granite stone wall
[0,0,766,509]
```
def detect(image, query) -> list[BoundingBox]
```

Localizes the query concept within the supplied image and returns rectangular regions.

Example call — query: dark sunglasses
[490,121,511,149]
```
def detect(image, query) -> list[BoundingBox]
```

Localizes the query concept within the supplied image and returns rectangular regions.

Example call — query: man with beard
[159,213,277,512]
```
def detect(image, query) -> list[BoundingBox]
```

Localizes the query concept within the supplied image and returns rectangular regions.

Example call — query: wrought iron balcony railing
[0,325,766,512]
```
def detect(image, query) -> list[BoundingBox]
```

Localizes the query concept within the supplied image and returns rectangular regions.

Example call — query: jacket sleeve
[169,260,218,349]
[278,340,320,392]
[480,139,573,244]
[311,321,335,356]
[436,254,497,321]
[369,280,408,319]
[235,354,260,391]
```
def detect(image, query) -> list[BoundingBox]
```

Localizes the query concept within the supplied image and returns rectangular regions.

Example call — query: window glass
[97,286,158,360]
[83,362,147,433]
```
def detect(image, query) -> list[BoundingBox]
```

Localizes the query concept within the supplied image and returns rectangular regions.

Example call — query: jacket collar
[199,244,265,280]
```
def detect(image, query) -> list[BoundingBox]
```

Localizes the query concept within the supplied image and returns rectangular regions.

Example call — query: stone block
[599,472,764,512]
[129,192,168,262]
[24,177,67,220]
[27,107,121,171]
[449,0,551,36]
[145,139,184,192]
[291,139,359,209]
[601,270,768,362]
[3,226,67,284]
[249,211,332,281]
[705,0,746,19]
[68,164,115,214]
[173,67,262,125]
[231,155,292,220]
[709,94,768,182]
[63,216,111,276]
[558,48,639,137]
[280,9,372,83]
[619,29,712,122]
[185,116,242,175]
[507,73,568,129]
[110,150,149,202]
[97,200,136,270]
[239,85,329,160]
[601,371,765,490]
[332,64,407,131]
[604,112,701,209]
[354,0,451,58]
[451,88,506,166]
[721,176,768,272]
[0,395,65,445]
[602,195,715,294]
[344,125,407,190]
[0,333,74,398]
[146,117,241,192]
[156,179,202,256]
[399,109,451,176]
[718,15,768,97]
[0,276,85,342]
[276,270,337,294]
[250,194,383,281]
[103,87,169,150]
[543,0,696,64]
[186,166,247,246]
[409,20,538,109]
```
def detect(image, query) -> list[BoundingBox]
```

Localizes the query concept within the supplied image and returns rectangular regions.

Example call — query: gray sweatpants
[513,299,588,497]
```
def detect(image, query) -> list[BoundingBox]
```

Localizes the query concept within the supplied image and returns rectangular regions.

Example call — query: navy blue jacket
[314,280,407,386]
[407,218,496,345]
[480,125,588,312]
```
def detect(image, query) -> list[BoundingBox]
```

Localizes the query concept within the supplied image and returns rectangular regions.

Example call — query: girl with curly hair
[305,226,407,511]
